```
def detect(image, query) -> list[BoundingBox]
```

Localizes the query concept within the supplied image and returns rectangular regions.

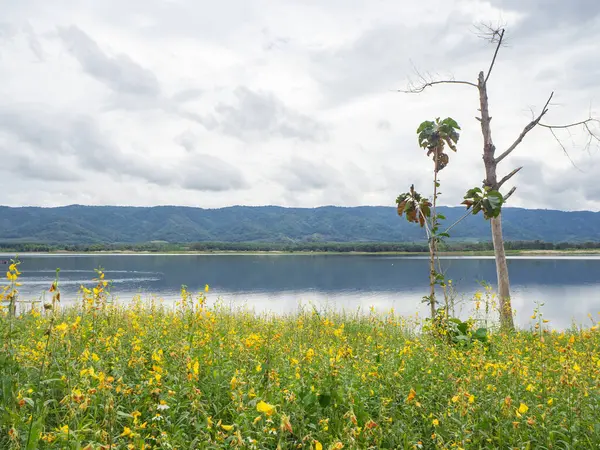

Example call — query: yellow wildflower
[257,400,276,416]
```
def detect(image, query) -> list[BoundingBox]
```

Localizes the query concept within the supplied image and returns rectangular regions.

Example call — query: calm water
[2,253,600,329]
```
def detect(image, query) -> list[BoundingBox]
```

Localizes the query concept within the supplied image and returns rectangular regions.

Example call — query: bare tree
[399,27,600,330]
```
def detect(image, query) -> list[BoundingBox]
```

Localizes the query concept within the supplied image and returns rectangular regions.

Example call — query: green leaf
[26,417,44,450]
[473,328,488,341]
[417,120,435,134]
[318,393,332,408]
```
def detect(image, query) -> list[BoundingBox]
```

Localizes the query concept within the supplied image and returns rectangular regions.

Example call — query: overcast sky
[1,0,599,210]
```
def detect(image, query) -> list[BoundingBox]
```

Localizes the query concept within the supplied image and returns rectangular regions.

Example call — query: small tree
[400,26,600,330]
[397,117,503,319]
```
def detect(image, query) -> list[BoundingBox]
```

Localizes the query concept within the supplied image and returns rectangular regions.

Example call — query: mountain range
[0,205,598,244]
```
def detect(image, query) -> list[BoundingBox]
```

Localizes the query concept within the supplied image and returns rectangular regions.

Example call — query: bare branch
[547,127,583,172]
[398,79,478,94]
[538,118,600,129]
[495,92,554,164]
[537,117,599,171]
[503,186,516,202]
[442,206,477,236]
[497,166,523,189]
[398,64,477,93]
[473,22,507,44]
[484,28,505,84]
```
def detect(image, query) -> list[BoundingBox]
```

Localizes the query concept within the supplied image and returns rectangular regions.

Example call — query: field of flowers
[1,263,600,449]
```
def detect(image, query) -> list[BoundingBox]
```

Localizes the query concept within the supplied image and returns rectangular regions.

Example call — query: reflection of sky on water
[2,253,600,330]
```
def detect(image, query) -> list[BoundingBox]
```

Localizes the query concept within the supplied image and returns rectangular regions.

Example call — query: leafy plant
[417,117,460,171]
[396,185,431,227]
[395,117,462,318]
[462,186,504,219]
[429,309,489,347]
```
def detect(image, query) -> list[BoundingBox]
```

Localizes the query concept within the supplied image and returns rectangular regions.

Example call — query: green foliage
[417,117,461,171]
[427,309,489,347]
[1,273,599,449]
[462,187,505,219]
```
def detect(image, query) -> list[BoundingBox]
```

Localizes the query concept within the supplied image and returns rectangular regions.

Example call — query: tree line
[1,240,600,254]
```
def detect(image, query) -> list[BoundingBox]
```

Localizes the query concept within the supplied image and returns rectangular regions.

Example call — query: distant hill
[0,205,599,244]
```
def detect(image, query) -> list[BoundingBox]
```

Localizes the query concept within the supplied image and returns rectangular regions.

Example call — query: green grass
[1,269,600,449]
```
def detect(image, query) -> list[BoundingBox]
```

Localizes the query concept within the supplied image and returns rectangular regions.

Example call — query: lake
[1,253,599,329]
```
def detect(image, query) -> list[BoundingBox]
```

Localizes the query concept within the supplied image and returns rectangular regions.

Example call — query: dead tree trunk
[477,71,515,330]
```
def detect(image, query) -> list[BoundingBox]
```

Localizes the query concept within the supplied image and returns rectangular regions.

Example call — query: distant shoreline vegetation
[1,240,600,254]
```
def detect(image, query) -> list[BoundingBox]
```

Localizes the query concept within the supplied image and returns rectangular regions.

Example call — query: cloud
[209,87,328,142]
[274,157,343,192]
[0,0,598,210]
[488,0,600,32]
[57,25,161,97]
[0,103,247,192]
[180,154,248,192]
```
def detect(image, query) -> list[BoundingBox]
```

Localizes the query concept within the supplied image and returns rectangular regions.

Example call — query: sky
[1,0,599,210]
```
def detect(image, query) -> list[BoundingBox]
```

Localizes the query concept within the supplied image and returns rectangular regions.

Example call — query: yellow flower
[547,398,553,406]
[526,384,534,392]
[314,441,323,450]
[121,427,132,437]
[55,322,68,333]
[573,363,581,372]
[220,424,234,431]
[432,418,440,427]
[59,425,69,434]
[518,403,529,414]
[205,284,209,292]
[468,395,475,404]
[257,400,276,416]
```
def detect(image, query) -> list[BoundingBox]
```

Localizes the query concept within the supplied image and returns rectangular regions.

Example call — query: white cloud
[0,0,599,210]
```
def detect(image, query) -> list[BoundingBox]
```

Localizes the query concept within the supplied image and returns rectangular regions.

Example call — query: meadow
[1,262,600,449]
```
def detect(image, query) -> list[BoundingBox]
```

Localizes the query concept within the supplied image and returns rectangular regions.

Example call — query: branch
[484,28,505,84]
[504,187,516,202]
[497,166,523,189]
[398,79,477,94]
[418,208,433,240]
[495,92,554,164]
[442,207,477,236]
[538,118,599,172]
[398,64,477,93]
[547,127,583,172]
